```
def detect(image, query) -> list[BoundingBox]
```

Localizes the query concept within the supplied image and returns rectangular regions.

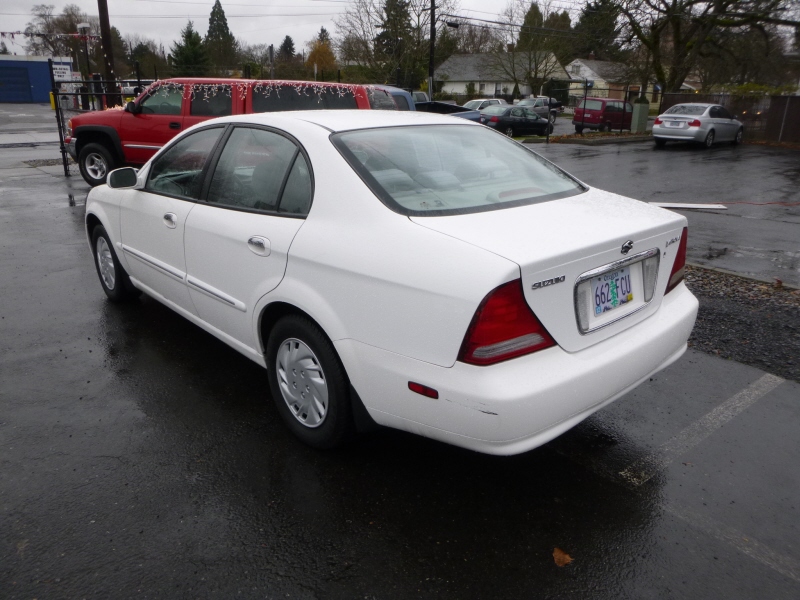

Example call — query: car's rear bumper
[652,125,706,142]
[336,284,698,455]
[572,119,600,130]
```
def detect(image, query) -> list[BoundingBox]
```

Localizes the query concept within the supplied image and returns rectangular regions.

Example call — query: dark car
[480,105,554,137]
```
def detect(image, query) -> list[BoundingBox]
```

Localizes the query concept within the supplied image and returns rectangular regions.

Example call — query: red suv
[66,78,395,185]
[572,97,633,133]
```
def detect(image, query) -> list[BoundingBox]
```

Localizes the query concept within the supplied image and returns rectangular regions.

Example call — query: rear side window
[579,100,603,111]
[393,94,410,110]
[146,127,222,199]
[368,88,397,110]
[139,83,184,115]
[251,84,358,112]
[279,154,313,215]
[332,124,584,216]
[207,127,298,212]
[190,85,232,116]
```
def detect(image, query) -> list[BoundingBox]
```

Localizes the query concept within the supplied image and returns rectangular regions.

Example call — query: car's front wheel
[91,225,140,302]
[266,315,353,449]
[79,143,116,186]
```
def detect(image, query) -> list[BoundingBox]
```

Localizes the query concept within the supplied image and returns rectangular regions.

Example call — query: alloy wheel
[85,152,108,180]
[96,236,116,290]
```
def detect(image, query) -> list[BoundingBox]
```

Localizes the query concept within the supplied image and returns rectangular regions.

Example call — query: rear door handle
[169,122,181,130]
[163,213,177,228]
[247,236,271,256]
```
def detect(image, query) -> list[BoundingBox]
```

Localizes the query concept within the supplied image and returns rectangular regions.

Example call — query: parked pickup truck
[372,85,482,122]
[66,78,398,186]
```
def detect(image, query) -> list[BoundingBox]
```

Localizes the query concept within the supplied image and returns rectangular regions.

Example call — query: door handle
[169,122,181,130]
[247,236,271,256]
[163,212,177,228]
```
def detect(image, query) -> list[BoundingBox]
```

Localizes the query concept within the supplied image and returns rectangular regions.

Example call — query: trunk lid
[410,188,687,352]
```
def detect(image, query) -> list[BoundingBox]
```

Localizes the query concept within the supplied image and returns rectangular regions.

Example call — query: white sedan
[86,110,698,455]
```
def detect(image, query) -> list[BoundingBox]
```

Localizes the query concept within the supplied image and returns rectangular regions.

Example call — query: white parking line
[667,504,800,584]
[620,373,785,486]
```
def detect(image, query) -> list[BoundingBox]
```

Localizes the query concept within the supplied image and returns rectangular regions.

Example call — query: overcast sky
[0,0,545,55]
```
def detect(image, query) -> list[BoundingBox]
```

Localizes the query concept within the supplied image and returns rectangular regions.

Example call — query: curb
[687,262,800,291]
[0,142,60,149]
[523,135,652,146]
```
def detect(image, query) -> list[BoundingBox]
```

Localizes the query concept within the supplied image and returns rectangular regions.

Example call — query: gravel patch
[685,265,800,382]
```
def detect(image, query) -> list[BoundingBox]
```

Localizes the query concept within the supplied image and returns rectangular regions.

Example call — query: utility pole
[428,0,435,97]
[96,0,119,105]
[269,44,275,79]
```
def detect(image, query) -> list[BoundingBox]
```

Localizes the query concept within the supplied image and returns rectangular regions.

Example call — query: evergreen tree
[572,0,622,61]
[277,35,296,61]
[517,3,544,51]
[374,0,411,60]
[0,41,9,54]
[171,21,211,77]
[317,27,331,44]
[205,0,237,73]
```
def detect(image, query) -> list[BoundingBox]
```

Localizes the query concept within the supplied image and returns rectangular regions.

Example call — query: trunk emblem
[621,240,634,254]
[531,275,566,290]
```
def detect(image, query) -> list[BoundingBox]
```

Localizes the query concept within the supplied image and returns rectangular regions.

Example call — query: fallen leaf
[553,547,573,567]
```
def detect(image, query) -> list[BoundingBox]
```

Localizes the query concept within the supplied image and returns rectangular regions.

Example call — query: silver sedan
[652,103,743,148]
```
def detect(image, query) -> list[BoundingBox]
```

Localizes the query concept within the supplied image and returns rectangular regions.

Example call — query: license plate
[666,121,682,127]
[592,267,633,315]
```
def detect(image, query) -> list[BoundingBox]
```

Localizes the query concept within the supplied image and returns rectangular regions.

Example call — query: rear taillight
[458,280,555,366]
[654,117,662,125]
[687,119,701,127]
[489,116,499,122]
[665,227,688,295]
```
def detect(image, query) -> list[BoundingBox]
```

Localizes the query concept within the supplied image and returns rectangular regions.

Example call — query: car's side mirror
[125,101,139,114]
[108,167,138,189]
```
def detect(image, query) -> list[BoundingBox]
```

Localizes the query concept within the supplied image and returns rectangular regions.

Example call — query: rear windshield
[664,104,707,115]
[482,105,507,116]
[578,100,603,111]
[367,88,397,110]
[331,125,584,216]
[251,83,358,112]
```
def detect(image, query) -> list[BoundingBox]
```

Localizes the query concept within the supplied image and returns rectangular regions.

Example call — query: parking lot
[1,104,799,599]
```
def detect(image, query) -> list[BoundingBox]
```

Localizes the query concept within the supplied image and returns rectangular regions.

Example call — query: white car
[86,110,698,455]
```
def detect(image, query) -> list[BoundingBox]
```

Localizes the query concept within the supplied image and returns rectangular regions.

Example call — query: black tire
[79,142,116,187]
[703,130,715,149]
[266,315,354,449]
[548,123,554,134]
[575,125,583,134]
[504,126,515,137]
[91,225,140,302]
[733,128,743,145]
[655,138,667,148]
[598,123,607,132]
[549,111,557,124]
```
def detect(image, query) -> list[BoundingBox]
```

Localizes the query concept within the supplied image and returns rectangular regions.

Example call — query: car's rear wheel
[575,125,583,134]
[79,143,116,187]
[91,225,140,302]
[504,126,515,137]
[655,138,666,148]
[266,315,353,449]
[733,128,743,145]
[704,130,715,148]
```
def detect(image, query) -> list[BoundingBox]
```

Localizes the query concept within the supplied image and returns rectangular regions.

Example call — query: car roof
[210,109,479,133]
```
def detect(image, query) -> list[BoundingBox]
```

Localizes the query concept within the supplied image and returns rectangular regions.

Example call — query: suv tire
[79,142,116,187]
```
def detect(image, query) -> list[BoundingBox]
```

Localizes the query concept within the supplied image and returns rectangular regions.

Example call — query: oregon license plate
[592,267,633,315]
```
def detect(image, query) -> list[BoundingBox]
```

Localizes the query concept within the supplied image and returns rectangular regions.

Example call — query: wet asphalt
[1,108,799,599]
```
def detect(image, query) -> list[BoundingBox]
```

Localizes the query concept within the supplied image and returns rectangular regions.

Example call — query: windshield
[331,125,585,216]
[578,100,603,111]
[664,104,708,115]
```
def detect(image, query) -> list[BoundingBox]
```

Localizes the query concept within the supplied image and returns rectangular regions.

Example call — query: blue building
[0,55,73,103]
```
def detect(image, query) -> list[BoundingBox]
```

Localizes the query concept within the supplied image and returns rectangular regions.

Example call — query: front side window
[207,127,305,213]
[718,107,734,119]
[139,83,184,115]
[393,94,410,110]
[522,108,539,120]
[146,127,222,198]
[332,124,584,216]
[190,85,232,116]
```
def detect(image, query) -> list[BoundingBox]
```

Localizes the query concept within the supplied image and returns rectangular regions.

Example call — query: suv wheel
[79,143,116,187]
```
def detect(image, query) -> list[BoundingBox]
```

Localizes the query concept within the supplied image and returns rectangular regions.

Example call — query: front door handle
[247,236,271,256]
[163,212,177,228]
[169,122,181,130]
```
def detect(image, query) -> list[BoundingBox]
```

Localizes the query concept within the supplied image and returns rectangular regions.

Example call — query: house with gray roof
[435,52,567,98]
